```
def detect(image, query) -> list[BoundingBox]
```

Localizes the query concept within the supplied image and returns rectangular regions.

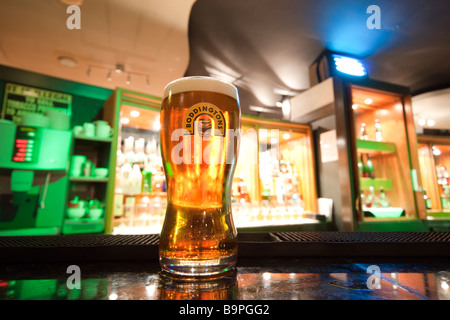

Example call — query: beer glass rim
[163,76,239,101]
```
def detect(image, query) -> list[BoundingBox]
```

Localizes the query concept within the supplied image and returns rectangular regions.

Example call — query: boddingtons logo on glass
[182,103,226,137]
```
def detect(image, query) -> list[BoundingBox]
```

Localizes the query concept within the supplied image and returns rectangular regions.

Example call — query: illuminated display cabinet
[102,88,322,235]
[417,135,450,231]
[290,51,427,231]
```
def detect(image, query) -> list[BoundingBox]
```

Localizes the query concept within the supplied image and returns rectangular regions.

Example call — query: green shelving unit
[359,177,392,191]
[356,139,397,153]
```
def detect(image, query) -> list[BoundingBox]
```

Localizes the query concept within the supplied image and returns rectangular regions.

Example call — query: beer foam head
[163,76,239,101]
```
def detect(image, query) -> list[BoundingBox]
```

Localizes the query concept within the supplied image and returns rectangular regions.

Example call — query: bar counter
[1,232,450,302]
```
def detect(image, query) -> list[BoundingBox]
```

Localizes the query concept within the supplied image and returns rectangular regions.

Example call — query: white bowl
[88,208,103,219]
[67,207,85,219]
[94,168,108,178]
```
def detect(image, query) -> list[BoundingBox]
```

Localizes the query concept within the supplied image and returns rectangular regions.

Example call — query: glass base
[160,254,237,280]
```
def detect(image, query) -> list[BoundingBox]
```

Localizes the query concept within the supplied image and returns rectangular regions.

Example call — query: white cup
[73,125,83,136]
[95,122,112,138]
[83,122,95,137]
[46,110,70,130]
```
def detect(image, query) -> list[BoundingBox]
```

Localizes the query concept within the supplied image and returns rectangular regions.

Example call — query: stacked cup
[83,122,95,137]
[21,113,50,128]
[94,120,113,138]
[46,110,70,130]
[70,155,86,177]
[72,120,113,138]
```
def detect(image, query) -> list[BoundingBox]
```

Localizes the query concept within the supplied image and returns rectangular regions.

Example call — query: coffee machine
[0,119,72,235]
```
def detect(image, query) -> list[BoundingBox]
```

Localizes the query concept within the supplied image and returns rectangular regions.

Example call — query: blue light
[332,54,367,76]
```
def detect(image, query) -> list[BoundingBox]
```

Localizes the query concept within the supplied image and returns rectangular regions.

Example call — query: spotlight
[130,110,140,117]
[418,119,426,127]
[115,64,125,73]
[58,56,77,67]
[332,54,367,77]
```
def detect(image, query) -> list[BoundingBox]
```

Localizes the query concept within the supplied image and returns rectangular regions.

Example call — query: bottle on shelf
[379,187,390,208]
[113,193,124,218]
[289,187,304,212]
[442,184,450,209]
[237,177,251,203]
[119,161,132,194]
[141,164,153,194]
[375,119,383,141]
[261,182,271,207]
[123,136,136,164]
[116,147,125,167]
[134,138,146,169]
[359,154,368,177]
[359,153,374,178]
[130,164,143,195]
[423,190,432,210]
[123,195,136,219]
[366,153,375,178]
[360,123,368,140]
[364,186,380,208]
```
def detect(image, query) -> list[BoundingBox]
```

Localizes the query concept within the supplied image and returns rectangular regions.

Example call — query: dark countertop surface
[1,256,450,301]
[1,231,450,304]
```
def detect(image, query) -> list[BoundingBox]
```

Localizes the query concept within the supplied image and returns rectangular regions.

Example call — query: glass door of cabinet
[232,124,259,226]
[418,137,450,219]
[112,104,166,234]
[433,144,450,212]
[232,117,318,229]
[350,85,418,221]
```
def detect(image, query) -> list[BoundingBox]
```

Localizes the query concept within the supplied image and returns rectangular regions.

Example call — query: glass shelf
[356,139,397,153]
[69,177,109,183]
[359,177,392,191]
[74,134,112,143]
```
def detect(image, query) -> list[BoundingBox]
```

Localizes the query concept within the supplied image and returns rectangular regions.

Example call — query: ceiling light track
[86,63,150,86]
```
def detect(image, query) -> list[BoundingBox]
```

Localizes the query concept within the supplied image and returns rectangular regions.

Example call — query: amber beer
[159,76,240,278]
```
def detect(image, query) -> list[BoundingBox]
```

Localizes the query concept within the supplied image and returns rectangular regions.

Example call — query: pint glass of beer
[159,76,240,278]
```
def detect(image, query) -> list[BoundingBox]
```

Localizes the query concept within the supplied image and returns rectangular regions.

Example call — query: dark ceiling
[185,0,450,118]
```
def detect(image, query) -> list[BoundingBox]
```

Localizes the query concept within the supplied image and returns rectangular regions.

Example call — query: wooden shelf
[64,218,105,224]
[359,177,392,191]
[356,139,397,153]
[69,177,109,183]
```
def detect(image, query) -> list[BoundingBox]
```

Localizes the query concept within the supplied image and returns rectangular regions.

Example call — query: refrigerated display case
[417,135,450,231]
[103,88,164,234]
[290,76,427,231]
[102,88,323,234]
[232,117,321,231]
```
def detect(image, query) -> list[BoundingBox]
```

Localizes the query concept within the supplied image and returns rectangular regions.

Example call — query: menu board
[1,83,72,124]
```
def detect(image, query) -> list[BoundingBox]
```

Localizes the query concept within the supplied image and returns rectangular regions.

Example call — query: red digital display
[12,126,38,163]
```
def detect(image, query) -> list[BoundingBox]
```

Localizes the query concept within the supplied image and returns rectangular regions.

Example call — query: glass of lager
[159,76,240,279]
